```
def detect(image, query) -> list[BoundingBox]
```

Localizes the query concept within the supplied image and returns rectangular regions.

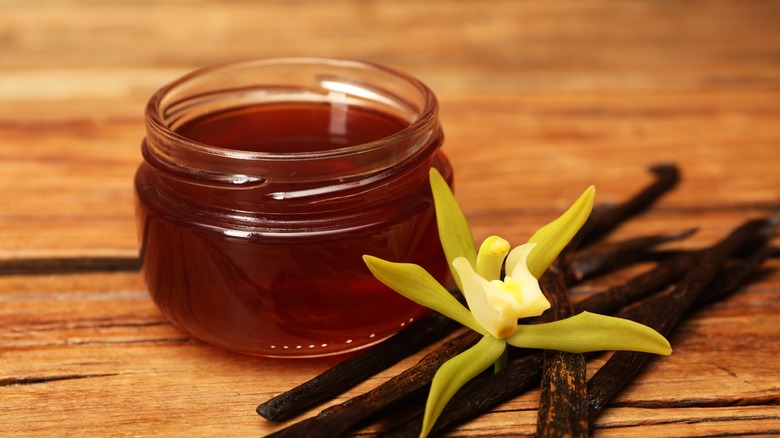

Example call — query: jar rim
[145,57,439,162]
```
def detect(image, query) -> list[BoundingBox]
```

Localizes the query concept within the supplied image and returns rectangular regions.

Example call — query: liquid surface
[137,102,449,357]
[176,102,408,153]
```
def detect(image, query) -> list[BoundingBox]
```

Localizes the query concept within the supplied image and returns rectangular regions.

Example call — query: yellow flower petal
[363,255,487,336]
[421,335,506,438]
[486,277,550,322]
[452,257,509,338]
[430,168,477,291]
[503,242,551,318]
[506,311,672,355]
[486,278,523,320]
[525,186,595,278]
[476,236,510,281]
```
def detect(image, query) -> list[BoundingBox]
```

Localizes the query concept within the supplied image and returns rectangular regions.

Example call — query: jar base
[231,333,394,359]
[174,307,429,359]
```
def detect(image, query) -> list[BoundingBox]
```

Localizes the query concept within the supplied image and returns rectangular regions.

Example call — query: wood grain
[1,0,779,436]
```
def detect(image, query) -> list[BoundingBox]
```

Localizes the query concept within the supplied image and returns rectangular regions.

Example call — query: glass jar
[134,58,452,357]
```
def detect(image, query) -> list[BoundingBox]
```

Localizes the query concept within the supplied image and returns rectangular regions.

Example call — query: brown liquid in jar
[135,102,450,357]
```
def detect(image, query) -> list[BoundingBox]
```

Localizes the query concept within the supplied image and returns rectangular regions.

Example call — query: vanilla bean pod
[536,266,589,437]
[257,312,460,421]
[379,352,544,438]
[586,218,774,427]
[534,189,602,438]
[578,164,680,247]
[265,330,481,437]
[567,228,696,283]
[0,257,141,275]
[704,246,775,303]
[387,219,773,438]
[573,252,695,315]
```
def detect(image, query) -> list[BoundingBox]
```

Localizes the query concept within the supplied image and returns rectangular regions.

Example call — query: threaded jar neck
[142,58,442,192]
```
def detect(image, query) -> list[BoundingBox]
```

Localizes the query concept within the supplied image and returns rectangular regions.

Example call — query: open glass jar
[134,58,452,357]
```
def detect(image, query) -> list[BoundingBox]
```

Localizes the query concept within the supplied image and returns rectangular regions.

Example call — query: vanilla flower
[363,169,671,437]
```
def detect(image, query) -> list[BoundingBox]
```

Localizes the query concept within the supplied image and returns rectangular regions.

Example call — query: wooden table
[2,1,779,436]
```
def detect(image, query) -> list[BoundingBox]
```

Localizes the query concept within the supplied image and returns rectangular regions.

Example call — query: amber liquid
[136,102,449,357]
[177,102,408,153]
